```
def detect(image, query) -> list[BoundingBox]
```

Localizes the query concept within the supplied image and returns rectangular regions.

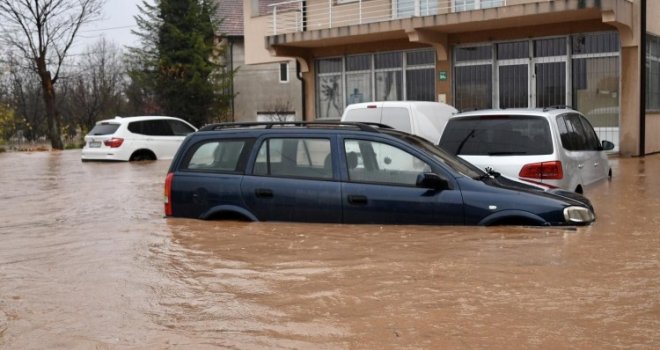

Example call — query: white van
[340,101,458,144]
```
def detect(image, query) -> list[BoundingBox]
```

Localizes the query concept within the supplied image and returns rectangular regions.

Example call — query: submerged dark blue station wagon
[164,122,595,226]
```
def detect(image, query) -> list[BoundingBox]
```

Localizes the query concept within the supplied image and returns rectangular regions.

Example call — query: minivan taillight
[519,161,563,180]
[164,172,174,216]
[104,137,124,148]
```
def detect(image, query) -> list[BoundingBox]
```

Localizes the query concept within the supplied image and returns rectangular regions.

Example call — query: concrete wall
[231,38,303,122]
[244,0,284,65]
[647,0,660,36]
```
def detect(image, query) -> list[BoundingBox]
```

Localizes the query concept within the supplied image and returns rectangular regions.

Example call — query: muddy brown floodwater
[0,150,659,349]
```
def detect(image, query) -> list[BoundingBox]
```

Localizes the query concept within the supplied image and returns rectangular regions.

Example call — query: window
[279,62,289,83]
[557,114,588,151]
[578,115,602,151]
[406,51,435,101]
[346,55,371,105]
[183,139,253,172]
[647,34,660,110]
[315,49,436,117]
[316,58,344,119]
[454,65,493,111]
[344,139,429,186]
[89,123,120,135]
[254,138,333,179]
[454,0,504,11]
[168,120,196,136]
[453,32,619,116]
[375,52,403,101]
[128,120,174,136]
[439,116,553,156]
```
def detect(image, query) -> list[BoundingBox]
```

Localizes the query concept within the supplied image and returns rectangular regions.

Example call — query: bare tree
[260,98,295,122]
[0,0,105,149]
[59,38,125,134]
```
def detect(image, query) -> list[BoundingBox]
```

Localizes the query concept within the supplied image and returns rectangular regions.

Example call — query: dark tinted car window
[558,114,588,151]
[169,120,195,136]
[183,139,253,172]
[128,120,174,136]
[439,115,553,156]
[89,123,120,135]
[578,115,601,151]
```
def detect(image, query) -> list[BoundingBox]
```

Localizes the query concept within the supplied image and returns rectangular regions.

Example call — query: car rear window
[439,115,553,156]
[88,123,120,135]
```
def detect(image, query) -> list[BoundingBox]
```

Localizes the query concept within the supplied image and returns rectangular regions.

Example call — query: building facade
[218,0,303,122]
[244,0,660,156]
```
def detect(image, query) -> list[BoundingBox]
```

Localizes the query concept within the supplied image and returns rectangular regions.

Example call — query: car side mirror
[416,172,449,190]
[601,140,615,151]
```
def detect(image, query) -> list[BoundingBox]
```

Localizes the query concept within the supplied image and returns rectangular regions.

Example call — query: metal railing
[268,0,508,35]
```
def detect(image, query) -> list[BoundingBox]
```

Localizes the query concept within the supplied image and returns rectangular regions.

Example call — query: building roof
[216,0,243,36]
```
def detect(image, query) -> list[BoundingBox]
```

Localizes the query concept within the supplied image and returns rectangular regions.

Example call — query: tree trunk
[39,67,64,150]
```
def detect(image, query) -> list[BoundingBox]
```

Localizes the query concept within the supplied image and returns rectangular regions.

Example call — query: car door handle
[255,188,273,198]
[347,195,368,205]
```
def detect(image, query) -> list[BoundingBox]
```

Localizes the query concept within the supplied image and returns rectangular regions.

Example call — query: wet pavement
[0,150,658,349]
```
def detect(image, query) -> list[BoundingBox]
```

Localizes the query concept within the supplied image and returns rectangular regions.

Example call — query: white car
[81,116,197,161]
[438,108,615,193]
[341,101,457,144]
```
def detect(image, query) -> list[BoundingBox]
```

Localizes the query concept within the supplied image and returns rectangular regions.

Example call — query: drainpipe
[640,0,646,156]
[229,38,235,122]
[297,60,307,121]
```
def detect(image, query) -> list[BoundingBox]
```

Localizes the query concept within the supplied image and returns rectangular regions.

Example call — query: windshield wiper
[455,129,475,155]
[475,167,501,181]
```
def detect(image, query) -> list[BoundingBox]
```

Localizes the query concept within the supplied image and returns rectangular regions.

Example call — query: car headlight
[563,206,595,224]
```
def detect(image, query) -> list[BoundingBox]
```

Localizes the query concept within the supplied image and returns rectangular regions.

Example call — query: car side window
[344,139,429,186]
[169,120,195,136]
[148,120,175,136]
[182,139,253,172]
[128,120,174,136]
[558,114,587,151]
[578,115,601,151]
[253,138,333,180]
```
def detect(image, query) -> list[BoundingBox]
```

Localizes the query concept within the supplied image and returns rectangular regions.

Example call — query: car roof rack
[543,105,574,111]
[198,121,393,133]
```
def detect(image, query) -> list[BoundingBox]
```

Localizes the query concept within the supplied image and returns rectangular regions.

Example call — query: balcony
[268,0,508,35]
[263,0,634,58]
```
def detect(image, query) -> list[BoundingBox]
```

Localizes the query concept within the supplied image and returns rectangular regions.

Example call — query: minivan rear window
[88,123,120,135]
[439,115,553,156]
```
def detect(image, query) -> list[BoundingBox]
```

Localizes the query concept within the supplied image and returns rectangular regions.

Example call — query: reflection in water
[0,151,659,349]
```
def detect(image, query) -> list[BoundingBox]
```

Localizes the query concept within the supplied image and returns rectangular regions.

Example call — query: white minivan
[438,108,615,193]
[341,101,458,144]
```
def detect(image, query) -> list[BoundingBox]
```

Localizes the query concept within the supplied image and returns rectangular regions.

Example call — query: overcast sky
[73,0,141,54]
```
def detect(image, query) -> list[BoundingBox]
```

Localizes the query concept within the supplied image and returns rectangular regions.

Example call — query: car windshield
[439,115,553,156]
[388,131,484,179]
[88,122,120,135]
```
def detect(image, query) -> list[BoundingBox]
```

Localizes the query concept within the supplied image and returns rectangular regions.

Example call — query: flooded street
[0,150,658,349]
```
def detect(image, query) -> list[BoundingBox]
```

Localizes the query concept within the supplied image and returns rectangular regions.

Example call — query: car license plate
[89,141,101,148]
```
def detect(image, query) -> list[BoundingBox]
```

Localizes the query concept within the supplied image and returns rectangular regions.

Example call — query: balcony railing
[269,0,508,35]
